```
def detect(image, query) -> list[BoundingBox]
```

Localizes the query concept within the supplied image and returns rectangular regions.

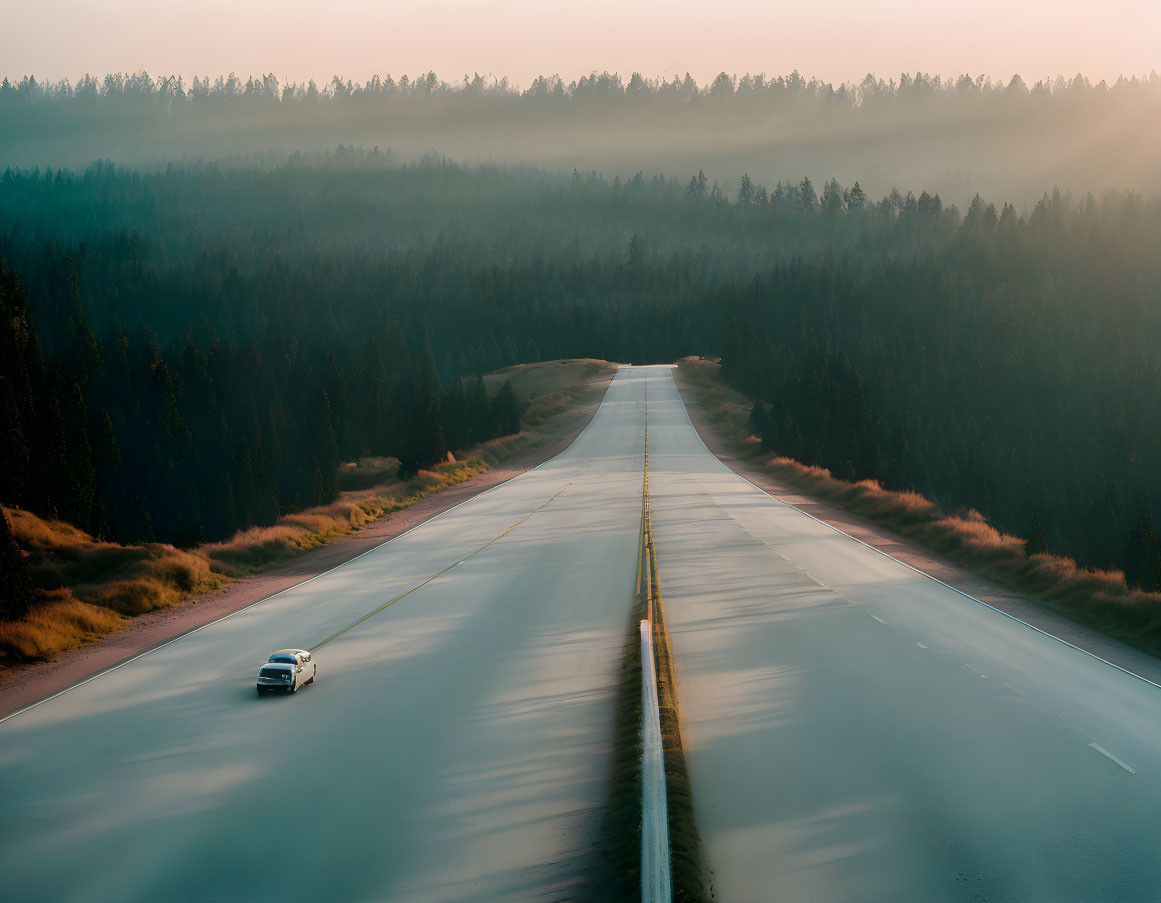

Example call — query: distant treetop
[3,68,1158,106]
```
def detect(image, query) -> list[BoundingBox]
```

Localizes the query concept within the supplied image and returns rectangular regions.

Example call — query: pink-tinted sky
[4,0,1158,87]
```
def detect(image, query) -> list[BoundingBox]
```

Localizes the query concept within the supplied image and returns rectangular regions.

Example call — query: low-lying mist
[4,70,1161,205]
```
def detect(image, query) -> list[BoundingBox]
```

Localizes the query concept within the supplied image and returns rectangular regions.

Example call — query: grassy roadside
[0,460,486,663]
[675,356,1161,659]
[0,359,616,666]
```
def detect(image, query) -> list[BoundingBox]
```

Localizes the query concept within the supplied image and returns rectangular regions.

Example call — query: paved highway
[6,363,1160,902]
[0,367,649,903]
[645,366,1161,901]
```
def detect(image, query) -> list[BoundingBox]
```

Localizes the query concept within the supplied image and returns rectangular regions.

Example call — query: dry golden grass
[675,356,1161,656]
[0,589,125,661]
[205,459,487,577]
[8,508,224,616]
[2,508,226,662]
[1,463,487,662]
[1,360,615,666]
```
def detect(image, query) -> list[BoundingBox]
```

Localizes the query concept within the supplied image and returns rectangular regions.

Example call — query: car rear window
[259,668,290,679]
[269,655,296,664]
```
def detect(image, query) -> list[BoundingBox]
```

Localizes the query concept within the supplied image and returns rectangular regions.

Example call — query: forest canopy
[3,156,1161,593]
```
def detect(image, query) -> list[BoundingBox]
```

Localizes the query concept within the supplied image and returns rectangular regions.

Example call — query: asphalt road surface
[645,366,1161,902]
[0,368,649,903]
[7,364,1161,903]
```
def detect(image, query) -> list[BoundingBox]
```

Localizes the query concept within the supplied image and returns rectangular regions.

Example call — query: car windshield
[259,668,290,679]
[268,655,296,664]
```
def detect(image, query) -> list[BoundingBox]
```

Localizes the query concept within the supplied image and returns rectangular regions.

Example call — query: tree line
[5,68,1156,107]
[0,253,523,548]
[5,68,1160,203]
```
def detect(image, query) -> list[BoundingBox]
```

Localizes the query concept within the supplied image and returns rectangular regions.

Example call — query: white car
[256,649,316,695]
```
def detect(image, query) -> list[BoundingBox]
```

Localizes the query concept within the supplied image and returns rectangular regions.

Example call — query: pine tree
[1025,514,1049,557]
[441,377,467,451]
[748,400,771,447]
[844,181,868,211]
[309,388,340,505]
[468,374,491,445]
[398,390,448,477]
[0,511,36,622]
[797,177,819,213]
[494,381,524,436]
[1125,511,1161,591]
[687,169,707,203]
[737,174,756,209]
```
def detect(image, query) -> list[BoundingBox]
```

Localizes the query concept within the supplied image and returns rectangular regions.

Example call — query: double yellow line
[639,384,656,621]
[311,481,571,651]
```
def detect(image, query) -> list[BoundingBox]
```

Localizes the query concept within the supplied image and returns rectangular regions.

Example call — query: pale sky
[4,0,1159,88]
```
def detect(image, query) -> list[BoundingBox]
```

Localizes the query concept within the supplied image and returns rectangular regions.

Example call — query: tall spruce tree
[0,511,35,622]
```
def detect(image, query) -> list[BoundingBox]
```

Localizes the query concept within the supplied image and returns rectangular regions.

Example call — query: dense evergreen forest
[4,69,1160,203]
[3,156,1161,593]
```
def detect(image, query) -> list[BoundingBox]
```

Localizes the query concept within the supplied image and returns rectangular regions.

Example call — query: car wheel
[289,680,297,694]
[256,687,264,696]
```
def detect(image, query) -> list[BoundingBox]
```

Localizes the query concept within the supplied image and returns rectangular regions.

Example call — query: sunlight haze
[4,0,1158,85]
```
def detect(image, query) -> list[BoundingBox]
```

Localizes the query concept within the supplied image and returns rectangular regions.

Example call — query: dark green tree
[1025,514,1049,557]
[493,381,524,436]
[0,511,36,622]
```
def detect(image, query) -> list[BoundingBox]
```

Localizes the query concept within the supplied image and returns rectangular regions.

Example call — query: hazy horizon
[7,65,1160,95]
[6,67,1161,208]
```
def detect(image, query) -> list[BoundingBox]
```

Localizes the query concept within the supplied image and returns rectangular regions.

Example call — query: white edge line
[667,371,1161,693]
[1089,742,1137,775]
[916,642,928,649]
[871,614,887,625]
[0,368,623,726]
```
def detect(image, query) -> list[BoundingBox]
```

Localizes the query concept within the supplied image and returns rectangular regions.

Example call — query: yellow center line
[637,389,648,597]
[311,481,572,651]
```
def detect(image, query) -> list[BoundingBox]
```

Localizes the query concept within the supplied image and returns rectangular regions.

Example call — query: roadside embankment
[0,360,616,705]
[1,460,486,662]
[674,356,1161,679]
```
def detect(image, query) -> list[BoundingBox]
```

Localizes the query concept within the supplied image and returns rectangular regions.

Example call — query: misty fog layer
[3,70,1161,205]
